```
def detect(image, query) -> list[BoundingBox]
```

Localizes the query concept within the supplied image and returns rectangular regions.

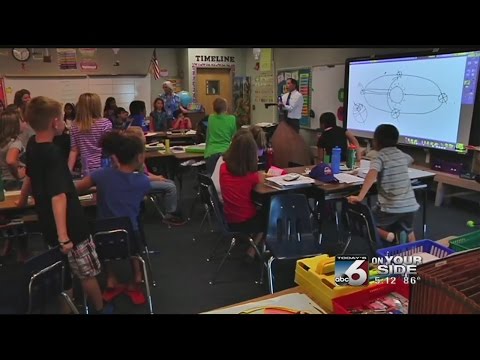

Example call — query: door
[196,68,233,115]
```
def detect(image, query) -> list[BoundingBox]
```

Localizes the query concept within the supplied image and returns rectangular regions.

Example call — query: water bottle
[266,145,274,170]
[331,147,341,174]
[347,144,357,169]
[165,139,171,153]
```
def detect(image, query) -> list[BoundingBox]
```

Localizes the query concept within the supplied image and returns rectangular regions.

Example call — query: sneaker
[102,285,126,303]
[162,214,187,226]
[125,288,147,305]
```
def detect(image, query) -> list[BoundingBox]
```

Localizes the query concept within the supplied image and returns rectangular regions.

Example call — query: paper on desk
[203,293,326,314]
[334,173,365,184]
[186,130,197,135]
[5,190,22,196]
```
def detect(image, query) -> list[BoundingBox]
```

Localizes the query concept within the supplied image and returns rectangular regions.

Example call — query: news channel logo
[335,255,369,286]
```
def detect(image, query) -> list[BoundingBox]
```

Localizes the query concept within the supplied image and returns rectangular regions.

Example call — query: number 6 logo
[344,260,368,286]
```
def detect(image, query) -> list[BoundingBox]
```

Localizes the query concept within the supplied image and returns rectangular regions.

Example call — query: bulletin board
[310,64,345,129]
[277,68,311,128]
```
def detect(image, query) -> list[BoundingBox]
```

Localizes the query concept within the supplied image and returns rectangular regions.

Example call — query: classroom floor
[0,173,479,314]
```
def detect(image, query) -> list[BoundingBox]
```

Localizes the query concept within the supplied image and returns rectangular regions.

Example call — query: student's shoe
[397,231,408,244]
[125,288,147,305]
[162,214,187,226]
[102,285,126,303]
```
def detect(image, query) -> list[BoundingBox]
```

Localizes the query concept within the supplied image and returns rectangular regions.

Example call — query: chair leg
[83,293,89,315]
[193,208,209,242]
[60,292,80,314]
[267,256,275,294]
[141,244,157,287]
[209,237,236,285]
[135,256,154,314]
[148,195,170,229]
[206,233,224,261]
[248,237,264,285]
[341,234,353,255]
[188,191,201,221]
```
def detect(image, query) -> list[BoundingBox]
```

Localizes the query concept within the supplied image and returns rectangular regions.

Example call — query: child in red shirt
[219,130,266,260]
[171,109,192,130]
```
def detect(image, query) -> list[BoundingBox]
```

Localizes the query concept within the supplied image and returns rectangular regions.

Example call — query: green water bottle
[347,144,357,169]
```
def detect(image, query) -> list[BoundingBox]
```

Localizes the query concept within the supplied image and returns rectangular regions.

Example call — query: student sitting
[125,126,186,226]
[219,131,266,261]
[347,124,419,243]
[128,100,149,132]
[171,109,192,130]
[212,126,266,203]
[113,107,129,130]
[76,131,151,305]
[150,98,170,132]
[317,112,361,163]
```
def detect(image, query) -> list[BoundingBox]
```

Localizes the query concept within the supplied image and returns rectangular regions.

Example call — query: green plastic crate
[449,230,480,251]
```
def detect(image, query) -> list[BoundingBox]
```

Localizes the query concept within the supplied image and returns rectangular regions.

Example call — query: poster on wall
[277,68,311,128]
[233,77,251,125]
[57,48,77,70]
[254,72,274,103]
[0,78,6,107]
[78,48,98,72]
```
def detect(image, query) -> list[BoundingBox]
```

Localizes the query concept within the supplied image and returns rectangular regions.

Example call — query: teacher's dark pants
[286,118,300,133]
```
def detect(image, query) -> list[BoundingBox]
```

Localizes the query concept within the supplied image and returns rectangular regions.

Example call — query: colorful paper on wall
[57,48,77,70]
[260,48,272,72]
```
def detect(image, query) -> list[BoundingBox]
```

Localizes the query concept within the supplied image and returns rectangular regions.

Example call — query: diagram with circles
[353,71,448,123]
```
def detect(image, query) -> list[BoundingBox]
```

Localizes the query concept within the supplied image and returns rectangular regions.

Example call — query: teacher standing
[160,81,188,124]
[278,78,303,133]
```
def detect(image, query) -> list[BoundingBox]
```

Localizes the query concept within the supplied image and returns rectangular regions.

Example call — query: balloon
[178,91,193,107]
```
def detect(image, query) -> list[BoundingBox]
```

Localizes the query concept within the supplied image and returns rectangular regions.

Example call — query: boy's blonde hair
[75,93,102,132]
[24,96,62,132]
[124,126,146,145]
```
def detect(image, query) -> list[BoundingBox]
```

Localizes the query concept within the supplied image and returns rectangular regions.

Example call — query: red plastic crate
[333,280,410,314]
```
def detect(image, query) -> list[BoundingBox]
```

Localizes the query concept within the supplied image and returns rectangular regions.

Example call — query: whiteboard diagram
[355,71,448,122]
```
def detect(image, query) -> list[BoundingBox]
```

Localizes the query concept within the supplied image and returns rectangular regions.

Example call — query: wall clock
[12,48,31,62]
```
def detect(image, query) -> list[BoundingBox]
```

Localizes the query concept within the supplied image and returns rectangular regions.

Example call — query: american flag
[150,49,160,80]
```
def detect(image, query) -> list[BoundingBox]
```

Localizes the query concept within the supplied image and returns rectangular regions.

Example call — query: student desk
[145,131,197,145]
[253,166,435,238]
[0,194,97,212]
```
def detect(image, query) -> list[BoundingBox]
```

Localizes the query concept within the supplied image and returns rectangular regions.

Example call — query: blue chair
[0,248,78,314]
[90,217,154,314]
[265,194,322,293]
[341,201,382,254]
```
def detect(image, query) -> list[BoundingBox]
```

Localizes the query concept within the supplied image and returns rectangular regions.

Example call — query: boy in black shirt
[18,96,111,314]
[317,112,361,163]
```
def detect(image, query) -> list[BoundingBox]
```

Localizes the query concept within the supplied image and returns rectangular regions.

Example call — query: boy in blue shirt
[128,100,149,132]
[76,131,151,305]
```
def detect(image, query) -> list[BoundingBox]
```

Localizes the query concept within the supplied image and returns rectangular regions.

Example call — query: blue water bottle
[331,147,341,174]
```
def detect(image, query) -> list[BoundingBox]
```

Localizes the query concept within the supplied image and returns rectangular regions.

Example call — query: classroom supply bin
[294,255,377,313]
[333,280,410,314]
[376,240,454,260]
[449,230,480,252]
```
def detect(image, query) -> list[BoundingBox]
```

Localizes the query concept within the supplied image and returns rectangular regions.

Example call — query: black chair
[191,173,214,241]
[0,248,78,314]
[265,194,322,293]
[206,181,264,285]
[90,217,154,314]
[342,201,383,255]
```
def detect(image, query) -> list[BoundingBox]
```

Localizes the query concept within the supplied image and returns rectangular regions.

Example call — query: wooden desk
[145,150,204,161]
[0,194,96,212]
[254,165,435,238]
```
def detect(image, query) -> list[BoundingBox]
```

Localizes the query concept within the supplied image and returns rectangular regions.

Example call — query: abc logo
[335,259,368,286]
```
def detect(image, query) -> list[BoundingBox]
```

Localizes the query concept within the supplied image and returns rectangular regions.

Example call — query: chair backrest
[206,180,231,234]
[343,201,381,248]
[266,194,322,261]
[92,217,137,261]
[24,247,66,314]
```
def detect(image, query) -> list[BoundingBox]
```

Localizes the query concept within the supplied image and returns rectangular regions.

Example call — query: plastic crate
[376,240,454,260]
[333,280,410,314]
[294,255,378,313]
[449,230,480,252]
